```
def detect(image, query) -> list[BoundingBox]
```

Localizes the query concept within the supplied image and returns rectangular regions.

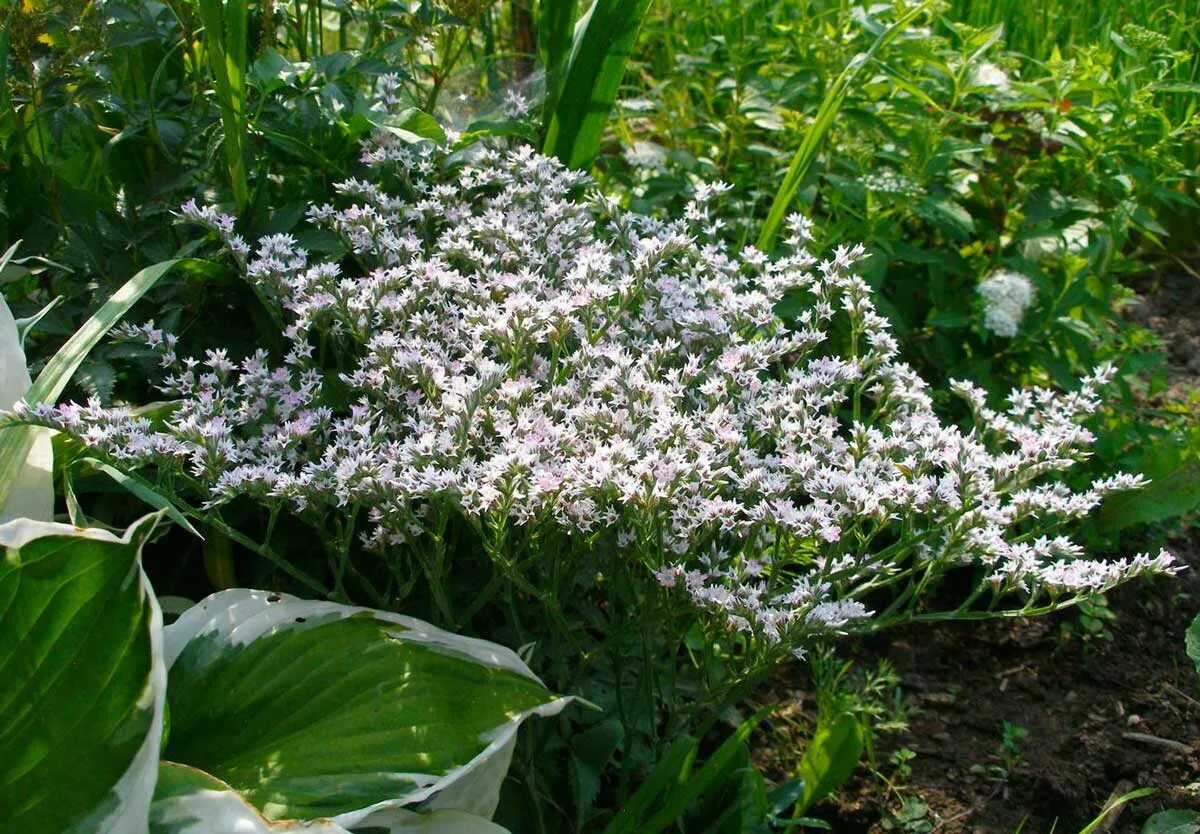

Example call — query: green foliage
[1142,810,1200,834]
[196,0,251,210]
[1187,611,1200,680]
[792,712,864,817]
[756,1,934,251]
[0,259,180,517]
[0,517,568,833]
[602,706,773,834]
[0,516,165,834]
[1075,787,1156,834]
[543,0,655,169]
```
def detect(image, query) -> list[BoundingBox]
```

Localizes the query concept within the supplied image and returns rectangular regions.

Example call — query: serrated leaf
[0,515,165,834]
[161,590,572,829]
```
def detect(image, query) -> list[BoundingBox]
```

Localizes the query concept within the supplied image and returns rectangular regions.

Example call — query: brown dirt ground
[754,272,1200,833]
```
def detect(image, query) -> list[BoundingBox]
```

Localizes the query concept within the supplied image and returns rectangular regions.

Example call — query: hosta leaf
[162,590,573,829]
[150,763,352,834]
[0,283,52,523]
[0,515,165,834]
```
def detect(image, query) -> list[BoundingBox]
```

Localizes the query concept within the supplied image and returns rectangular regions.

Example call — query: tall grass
[948,0,1198,61]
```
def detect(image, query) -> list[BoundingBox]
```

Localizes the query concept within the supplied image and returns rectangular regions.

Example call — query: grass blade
[197,0,250,210]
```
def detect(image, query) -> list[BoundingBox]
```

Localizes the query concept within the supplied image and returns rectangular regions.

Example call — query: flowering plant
[19,136,1174,655]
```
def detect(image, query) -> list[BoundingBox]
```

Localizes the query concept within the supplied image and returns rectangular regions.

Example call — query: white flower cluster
[18,142,1174,647]
[970,61,1012,93]
[861,168,920,197]
[978,269,1035,338]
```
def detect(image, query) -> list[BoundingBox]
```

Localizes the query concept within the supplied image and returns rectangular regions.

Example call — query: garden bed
[760,272,1200,833]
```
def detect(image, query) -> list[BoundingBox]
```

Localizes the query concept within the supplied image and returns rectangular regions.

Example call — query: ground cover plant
[1,0,1198,832]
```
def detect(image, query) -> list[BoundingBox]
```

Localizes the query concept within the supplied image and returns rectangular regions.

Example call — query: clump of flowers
[978,269,1035,338]
[16,139,1174,656]
[969,60,1012,92]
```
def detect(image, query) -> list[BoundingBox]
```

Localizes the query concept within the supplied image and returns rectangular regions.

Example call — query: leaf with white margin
[150,763,352,834]
[0,288,52,523]
[151,763,511,834]
[0,514,165,834]
[161,590,573,829]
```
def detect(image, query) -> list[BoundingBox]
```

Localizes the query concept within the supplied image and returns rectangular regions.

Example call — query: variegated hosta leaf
[0,290,52,523]
[150,763,352,834]
[162,590,573,830]
[150,763,511,834]
[0,515,165,834]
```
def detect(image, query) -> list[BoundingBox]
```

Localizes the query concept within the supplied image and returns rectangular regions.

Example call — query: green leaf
[913,196,975,239]
[538,0,581,127]
[161,590,572,828]
[1078,787,1156,834]
[82,459,202,540]
[604,706,774,834]
[150,762,351,834]
[366,108,447,145]
[542,0,654,169]
[794,712,864,815]
[569,717,624,822]
[1094,460,1200,533]
[1142,810,1200,834]
[197,0,249,209]
[0,283,51,523]
[0,515,165,834]
[0,259,181,518]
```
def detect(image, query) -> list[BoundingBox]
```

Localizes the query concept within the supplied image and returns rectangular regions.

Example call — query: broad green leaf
[794,712,864,815]
[538,0,581,126]
[1095,460,1200,533]
[0,285,51,523]
[162,590,573,829]
[542,0,654,169]
[1143,810,1200,834]
[0,259,181,517]
[1187,613,1200,680]
[150,763,352,834]
[0,515,165,834]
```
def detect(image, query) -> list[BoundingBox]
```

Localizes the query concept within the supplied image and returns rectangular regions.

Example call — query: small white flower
[978,270,1035,338]
[971,61,1011,92]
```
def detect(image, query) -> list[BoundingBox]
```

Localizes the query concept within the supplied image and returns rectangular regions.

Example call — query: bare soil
[756,271,1200,833]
